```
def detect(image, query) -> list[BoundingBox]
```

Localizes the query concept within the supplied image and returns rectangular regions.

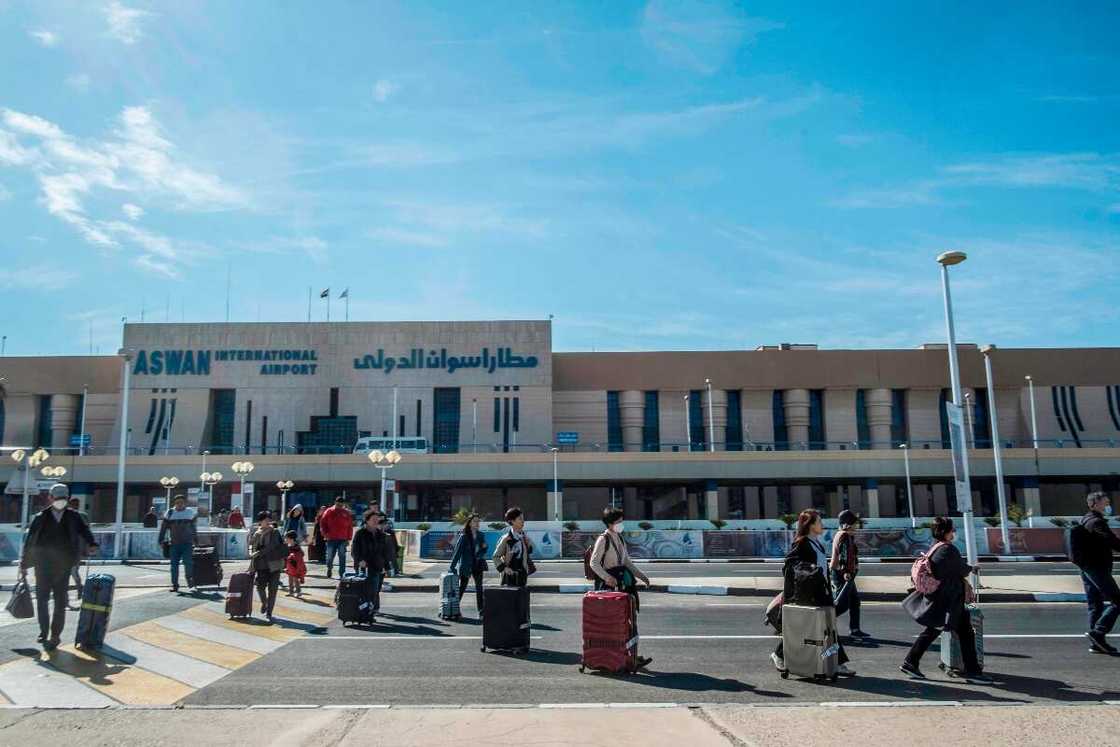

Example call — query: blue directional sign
[556,432,579,445]
[69,434,91,447]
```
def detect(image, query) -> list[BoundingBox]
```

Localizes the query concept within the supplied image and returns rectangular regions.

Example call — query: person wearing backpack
[586,507,652,670]
[900,516,992,682]
[830,509,870,639]
[1069,491,1120,654]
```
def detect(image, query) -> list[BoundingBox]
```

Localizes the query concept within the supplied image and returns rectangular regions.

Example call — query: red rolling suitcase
[225,571,254,618]
[580,591,638,674]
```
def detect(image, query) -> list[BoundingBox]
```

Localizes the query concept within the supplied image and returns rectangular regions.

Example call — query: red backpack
[910,541,946,595]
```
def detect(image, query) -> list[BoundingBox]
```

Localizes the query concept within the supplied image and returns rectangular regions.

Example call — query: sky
[0,1,1117,356]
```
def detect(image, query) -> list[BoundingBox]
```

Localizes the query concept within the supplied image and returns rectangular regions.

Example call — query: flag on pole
[320,288,330,298]
[339,288,348,298]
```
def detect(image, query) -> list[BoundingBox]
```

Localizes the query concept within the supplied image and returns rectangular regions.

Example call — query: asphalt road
[184,594,1120,706]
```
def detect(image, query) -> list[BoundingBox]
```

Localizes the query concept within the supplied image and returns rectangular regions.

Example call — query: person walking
[142,506,159,528]
[385,520,403,578]
[492,507,535,588]
[319,496,354,579]
[1069,491,1120,654]
[351,509,395,617]
[588,506,653,669]
[307,505,327,563]
[284,530,307,597]
[227,506,245,530]
[249,511,286,622]
[283,504,308,544]
[830,509,870,639]
[67,497,91,608]
[449,514,488,617]
[901,516,993,682]
[771,509,855,677]
[18,484,99,651]
[158,494,198,594]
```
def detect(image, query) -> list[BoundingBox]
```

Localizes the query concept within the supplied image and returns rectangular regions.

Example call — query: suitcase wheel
[480,646,487,653]
[780,670,789,679]
[830,674,839,683]
[579,665,585,673]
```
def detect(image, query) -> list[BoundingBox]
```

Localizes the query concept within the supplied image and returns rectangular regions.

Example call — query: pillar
[704,388,728,450]
[619,390,644,452]
[704,479,719,520]
[763,486,779,518]
[784,389,810,448]
[1022,477,1042,517]
[867,388,892,449]
[50,393,81,449]
[546,479,563,522]
[685,486,698,519]
[864,478,881,519]
[745,486,762,519]
[792,485,812,511]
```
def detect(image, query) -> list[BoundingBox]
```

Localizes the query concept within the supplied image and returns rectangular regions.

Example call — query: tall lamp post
[11,447,50,527]
[115,347,134,559]
[900,443,916,529]
[936,250,978,573]
[200,470,223,518]
[159,476,180,506]
[550,446,560,522]
[276,480,294,519]
[684,394,692,452]
[705,378,716,452]
[1025,374,1041,476]
[232,461,255,515]
[981,346,1011,553]
[367,449,402,520]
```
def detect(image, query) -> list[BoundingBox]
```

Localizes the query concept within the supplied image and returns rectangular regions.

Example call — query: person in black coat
[900,516,992,682]
[1071,491,1120,654]
[351,509,395,615]
[449,514,489,617]
[771,509,854,677]
[18,484,99,650]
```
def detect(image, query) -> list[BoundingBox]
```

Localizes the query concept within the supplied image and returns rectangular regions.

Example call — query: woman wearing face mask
[588,507,652,669]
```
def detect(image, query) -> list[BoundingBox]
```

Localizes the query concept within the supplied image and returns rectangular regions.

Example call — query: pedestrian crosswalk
[0,587,162,628]
[0,588,338,707]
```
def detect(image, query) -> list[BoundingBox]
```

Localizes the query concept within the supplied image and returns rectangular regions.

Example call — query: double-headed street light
[232,461,255,516]
[276,480,294,518]
[11,447,50,526]
[200,470,223,517]
[41,465,67,481]
[160,476,180,506]
[368,449,402,520]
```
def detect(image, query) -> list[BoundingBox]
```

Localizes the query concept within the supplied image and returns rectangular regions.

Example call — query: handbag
[6,578,34,619]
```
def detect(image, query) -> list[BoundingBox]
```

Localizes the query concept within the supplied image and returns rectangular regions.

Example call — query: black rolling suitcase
[75,571,115,650]
[336,572,374,626]
[481,586,530,654]
[191,546,224,588]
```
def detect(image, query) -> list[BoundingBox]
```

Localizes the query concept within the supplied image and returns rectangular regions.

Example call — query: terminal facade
[1,321,1118,524]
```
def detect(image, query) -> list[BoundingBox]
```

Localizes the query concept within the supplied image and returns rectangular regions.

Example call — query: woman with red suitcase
[585,507,652,671]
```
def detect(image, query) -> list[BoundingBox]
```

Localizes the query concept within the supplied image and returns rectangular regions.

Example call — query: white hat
[49,483,70,499]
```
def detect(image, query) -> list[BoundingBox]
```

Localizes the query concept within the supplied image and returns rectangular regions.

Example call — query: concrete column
[792,484,813,511]
[864,478,881,519]
[932,484,950,515]
[49,393,81,449]
[704,479,719,520]
[745,486,762,519]
[623,487,640,519]
[685,487,698,519]
[1022,477,1042,517]
[546,479,563,522]
[763,486,780,518]
[619,390,644,452]
[867,388,892,449]
[784,389,811,448]
[704,388,728,450]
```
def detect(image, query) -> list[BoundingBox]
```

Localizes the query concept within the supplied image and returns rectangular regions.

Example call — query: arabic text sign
[354,347,539,375]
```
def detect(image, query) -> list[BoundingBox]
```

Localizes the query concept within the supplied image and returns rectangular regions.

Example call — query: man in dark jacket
[18,484,99,650]
[351,510,395,615]
[1071,491,1120,654]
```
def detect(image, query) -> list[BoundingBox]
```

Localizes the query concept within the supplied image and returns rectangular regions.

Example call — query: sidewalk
[0,704,1114,746]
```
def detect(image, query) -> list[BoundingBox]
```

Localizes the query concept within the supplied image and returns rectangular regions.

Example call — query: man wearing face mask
[18,484,99,650]
[588,507,652,669]
[1069,491,1120,654]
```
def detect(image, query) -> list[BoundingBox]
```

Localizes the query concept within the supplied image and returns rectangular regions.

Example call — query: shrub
[1007,502,1028,528]
[563,521,580,532]
[451,506,473,526]
[778,513,797,530]
[1049,517,1071,528]
[416,523,431,532]
[982,516,1001,527]
[710,519,728,529]
[919,521,934,529]
[488,522,507,531]
[638,521,654,530]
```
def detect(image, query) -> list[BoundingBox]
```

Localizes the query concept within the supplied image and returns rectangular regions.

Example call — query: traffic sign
[69,434,91,447]
[556,432,579,445]
[945,402,972,513]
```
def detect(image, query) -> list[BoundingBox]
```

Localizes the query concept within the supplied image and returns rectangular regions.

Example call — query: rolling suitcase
[74,572,115,650]
[580,591,638,674]
[939,604,984,674]
[439,572,462,620]
[481,586,530,654]
[191,546,224,588]
[780,604,840,681]
[225,571,254,618]
[336,572,374,626]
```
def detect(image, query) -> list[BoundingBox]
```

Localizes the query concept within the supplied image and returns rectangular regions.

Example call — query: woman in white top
[588,507,652,669]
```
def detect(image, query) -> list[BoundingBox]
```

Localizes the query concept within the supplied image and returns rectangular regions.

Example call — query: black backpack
[1068,516,1092,568]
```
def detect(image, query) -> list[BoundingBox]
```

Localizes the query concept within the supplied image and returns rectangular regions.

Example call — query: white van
[353,436,430,454]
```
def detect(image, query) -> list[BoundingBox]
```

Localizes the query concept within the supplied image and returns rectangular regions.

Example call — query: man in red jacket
[318,496,354,578]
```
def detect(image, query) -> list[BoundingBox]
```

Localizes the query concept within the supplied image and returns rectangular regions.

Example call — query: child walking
[284,530,306,597]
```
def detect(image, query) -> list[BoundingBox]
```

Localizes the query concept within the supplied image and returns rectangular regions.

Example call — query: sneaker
[1088,632,1118,654]
[964,672,994,685]
[36,633,47,643]
[770,652,787,672]
[850,630,872,639]
[899,662,926,679]
[837,663,856,677]
[188,586,197,594]
[636,656,653,669]
[169,587,179,593]
[44,638,60,651]
[383,582,393,592]
[326,570,332,579]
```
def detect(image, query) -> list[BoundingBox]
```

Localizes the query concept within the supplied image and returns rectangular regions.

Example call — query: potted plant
[416,523,431,532]
[638,521,654,531]
[982,516,1001,527]
[710,519,728,529]
[451,506,473,526]
[1007,502,1028,528]
[1049,517,1070,528]
[778,513,797,530]
[488,522,507,531]
[563,521,580,532]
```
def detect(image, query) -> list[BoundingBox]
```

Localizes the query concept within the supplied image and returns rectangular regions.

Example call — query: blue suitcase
[75,572,115,650]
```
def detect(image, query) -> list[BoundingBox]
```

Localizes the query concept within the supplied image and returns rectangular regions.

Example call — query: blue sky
[0,1,1117,355]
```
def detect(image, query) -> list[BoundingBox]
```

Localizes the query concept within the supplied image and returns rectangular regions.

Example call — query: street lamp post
[367,449,402,520]
[550,446,560,522]
[1025,374,1041,478]
[684,394,692,452]
[900,443,916,529]
[936,250,978,572]
[705,378,716,452]
[200,470,223,516]
[982,345,1012,553]
[963,392,973,449]
[79,385,88,456]
[472,398,478,453]
[159,476,180,506]
[232,461,255,514]
[276,480,294,518]
[11,447,50,527]
[115,347,133,559]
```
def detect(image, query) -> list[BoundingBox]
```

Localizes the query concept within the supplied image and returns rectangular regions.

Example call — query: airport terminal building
[1,321,1118,524]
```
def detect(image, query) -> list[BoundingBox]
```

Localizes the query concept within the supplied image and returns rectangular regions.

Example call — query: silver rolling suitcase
[780,604,840,681]
[439,571,462,620]
[940,571,984,675]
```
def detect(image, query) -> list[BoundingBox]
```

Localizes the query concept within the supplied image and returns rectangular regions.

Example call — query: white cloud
[3,110,65,139]
[372,79,399,103]
[942,153,1119,191]
[641,0,784,74]
[233,235,329,263]
[29,30,59,47]
[66,74,92,93]
[104,1,153,45]
[0,263,78,291]
[122,202,143,220]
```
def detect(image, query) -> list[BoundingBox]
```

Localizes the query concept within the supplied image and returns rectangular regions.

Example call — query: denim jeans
[832,570,861,632]
[325,540,347,577]
[169,543,194,589]
[1080,567,1120,635]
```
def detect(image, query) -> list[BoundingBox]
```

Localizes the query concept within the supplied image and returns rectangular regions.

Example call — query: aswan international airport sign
[131,349,319,376]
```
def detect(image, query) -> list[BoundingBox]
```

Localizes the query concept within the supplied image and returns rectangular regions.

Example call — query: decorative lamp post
[276,480,294,518]
[159,476,180,505]
[368,449,402,520]
[232,461,255,516]
[200,470,223,515]
[11,447,50,527]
